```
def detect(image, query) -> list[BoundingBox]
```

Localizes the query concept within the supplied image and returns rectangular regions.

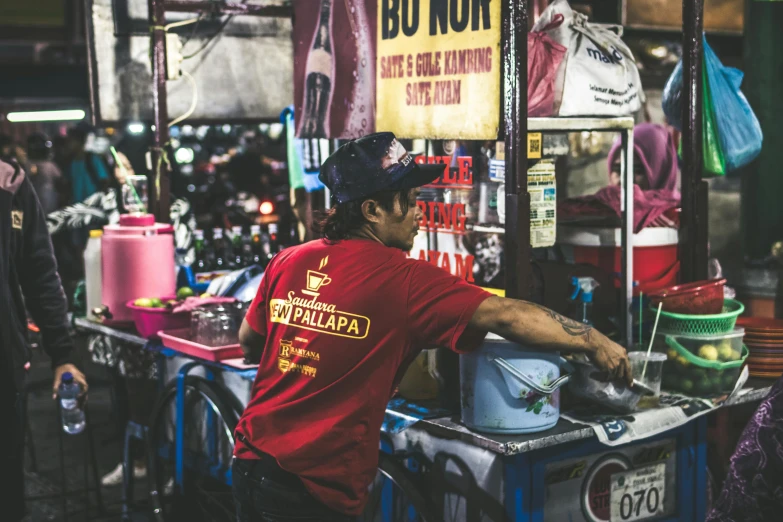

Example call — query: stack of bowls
[736,317,783,378]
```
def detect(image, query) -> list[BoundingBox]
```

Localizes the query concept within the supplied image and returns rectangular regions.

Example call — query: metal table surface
[73,317,774,456]
[403,381,773,456]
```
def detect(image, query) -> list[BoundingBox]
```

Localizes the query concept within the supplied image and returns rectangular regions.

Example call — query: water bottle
[59,372,86,435]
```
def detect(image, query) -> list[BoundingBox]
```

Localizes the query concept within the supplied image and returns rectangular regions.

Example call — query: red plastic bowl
[126,298,190,338]
[649,278,726,315]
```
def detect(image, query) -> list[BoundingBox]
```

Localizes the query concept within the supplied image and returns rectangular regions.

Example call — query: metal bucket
[460,333,572,434]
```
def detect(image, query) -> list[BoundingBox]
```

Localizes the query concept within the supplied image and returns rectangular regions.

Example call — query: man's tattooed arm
[530,303,593,341]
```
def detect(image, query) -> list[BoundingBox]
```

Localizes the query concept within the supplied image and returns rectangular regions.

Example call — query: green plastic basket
[652,299,744,336]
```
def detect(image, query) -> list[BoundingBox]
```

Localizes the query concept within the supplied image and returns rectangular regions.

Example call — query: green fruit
[677,356,691,368]
[680,379,695,393]
[717,345,734,362]
[667,348,679,361]
[730,350,742,361]
[695,375,713,395]
[134,298,153,308]
[722,373,737,390]
[698,344,719,361]
[150,298,164,308]
[177,287,195,300]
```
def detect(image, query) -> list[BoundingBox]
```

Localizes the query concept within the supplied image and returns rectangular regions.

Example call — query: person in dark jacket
[0,158,88,521]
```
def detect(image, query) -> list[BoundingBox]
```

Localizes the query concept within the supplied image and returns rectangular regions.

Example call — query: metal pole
[681,0,705,282]
[149,0,171,220]
[502,0,529,300]
[621,128,634,346]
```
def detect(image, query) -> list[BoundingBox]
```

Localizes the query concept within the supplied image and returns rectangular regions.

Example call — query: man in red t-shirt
[233,132,631,521]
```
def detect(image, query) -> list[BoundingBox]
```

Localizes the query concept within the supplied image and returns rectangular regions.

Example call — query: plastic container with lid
[558,226,679,295]
[84,229,102,320]
[101,214,176,324]
[654,328,748,396]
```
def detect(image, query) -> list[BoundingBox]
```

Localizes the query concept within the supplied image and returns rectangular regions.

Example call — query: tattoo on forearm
[531,303,593,341]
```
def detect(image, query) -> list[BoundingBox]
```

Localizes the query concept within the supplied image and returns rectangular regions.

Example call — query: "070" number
[619,487,660,520]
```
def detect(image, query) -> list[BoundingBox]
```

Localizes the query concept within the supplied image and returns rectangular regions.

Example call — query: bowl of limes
[126,287,195,337]
[656,328,747,396]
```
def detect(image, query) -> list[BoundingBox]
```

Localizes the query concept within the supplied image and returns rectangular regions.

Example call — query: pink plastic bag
[528,15,567,117]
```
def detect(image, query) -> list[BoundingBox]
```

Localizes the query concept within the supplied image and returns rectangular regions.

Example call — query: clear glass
[629,352,667,407]
[197,309,217,346]
[122,175,149,214]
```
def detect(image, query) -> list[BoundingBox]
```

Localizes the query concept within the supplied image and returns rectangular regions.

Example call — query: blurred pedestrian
[64,125,109,204]
[26,133,62,214]
[706,375,783,522]
[0,158,88,522]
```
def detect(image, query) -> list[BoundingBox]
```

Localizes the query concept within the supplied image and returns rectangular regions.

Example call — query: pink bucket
[127,298,190,338]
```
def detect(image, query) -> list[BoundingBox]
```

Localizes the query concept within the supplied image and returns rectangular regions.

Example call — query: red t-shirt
[234,238,491,515]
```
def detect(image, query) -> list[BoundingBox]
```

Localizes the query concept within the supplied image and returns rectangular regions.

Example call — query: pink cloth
[561,123,681,232]
[607,123,680,194]
[171,296,236,314]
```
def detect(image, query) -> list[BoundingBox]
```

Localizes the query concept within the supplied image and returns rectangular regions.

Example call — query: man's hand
[53,364,88,400]
[589,336,633,387]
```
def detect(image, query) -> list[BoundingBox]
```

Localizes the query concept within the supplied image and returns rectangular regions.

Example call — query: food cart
[75,0,773,521]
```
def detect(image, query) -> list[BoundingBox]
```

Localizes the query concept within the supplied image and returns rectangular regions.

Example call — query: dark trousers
[0,388,26,521]
[232,458,354,522]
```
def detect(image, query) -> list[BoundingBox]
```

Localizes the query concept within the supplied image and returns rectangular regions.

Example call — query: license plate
[610,464,666,521]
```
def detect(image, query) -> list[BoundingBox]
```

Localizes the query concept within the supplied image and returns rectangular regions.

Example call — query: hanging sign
[376,0,501,139]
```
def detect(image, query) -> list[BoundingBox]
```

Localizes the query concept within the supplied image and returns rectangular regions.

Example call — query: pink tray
[158,328,242,362]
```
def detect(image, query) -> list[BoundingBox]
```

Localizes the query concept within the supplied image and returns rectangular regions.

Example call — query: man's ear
[361,199,382,224]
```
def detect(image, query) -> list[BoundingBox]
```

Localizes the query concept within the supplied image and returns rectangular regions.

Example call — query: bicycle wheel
[147,376,241,522]
[359,451,440,522]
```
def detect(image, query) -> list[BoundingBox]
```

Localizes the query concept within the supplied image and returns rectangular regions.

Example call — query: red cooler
[558,226,679,295]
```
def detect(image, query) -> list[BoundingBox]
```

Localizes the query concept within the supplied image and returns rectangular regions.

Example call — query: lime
[695,375,713,395]
[667,348,679,361]
[134,297,153,308]
[150,297,164,308]
[698,344,719,361]
[722,373,737,390]
[730,350,742,361]
[177,287,195,300]
[680,379,694,393]
[677,356,690,368]
[717,345,734,362]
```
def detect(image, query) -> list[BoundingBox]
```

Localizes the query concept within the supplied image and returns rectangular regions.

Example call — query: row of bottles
[193,224,281,272]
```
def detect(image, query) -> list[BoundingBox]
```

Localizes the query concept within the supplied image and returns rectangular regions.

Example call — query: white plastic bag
[534,0,644,117]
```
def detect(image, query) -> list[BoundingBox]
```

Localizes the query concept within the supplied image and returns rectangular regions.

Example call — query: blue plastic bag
[703,36,763,172]
[662,61,683,131]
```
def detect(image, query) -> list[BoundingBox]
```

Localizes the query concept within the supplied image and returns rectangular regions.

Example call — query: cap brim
[389,162,443,191]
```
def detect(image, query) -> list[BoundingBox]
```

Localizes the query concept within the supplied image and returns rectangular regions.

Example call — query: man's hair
[313,188,411,241]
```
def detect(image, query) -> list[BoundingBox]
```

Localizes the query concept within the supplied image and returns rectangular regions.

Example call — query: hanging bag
[534,0,644,117]
[664,60,727,176]
[528,15,567,117]
[703,36,763,172]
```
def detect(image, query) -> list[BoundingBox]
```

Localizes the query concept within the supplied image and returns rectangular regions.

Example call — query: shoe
[101,462,147,487]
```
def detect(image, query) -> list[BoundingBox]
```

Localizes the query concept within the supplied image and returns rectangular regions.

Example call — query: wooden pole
[149,0,171,220]
[681,0,706,282]
[502,0,529,300]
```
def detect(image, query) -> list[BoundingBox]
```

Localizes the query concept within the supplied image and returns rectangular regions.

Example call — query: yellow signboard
[376,0,501,139]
